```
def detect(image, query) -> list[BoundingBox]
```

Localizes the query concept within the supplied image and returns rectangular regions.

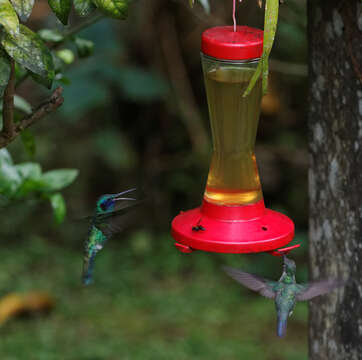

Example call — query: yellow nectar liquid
[203,67,263,205]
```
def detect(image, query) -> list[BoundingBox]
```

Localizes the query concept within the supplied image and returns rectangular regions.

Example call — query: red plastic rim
[171,200,294,254]
[201,26,263,60]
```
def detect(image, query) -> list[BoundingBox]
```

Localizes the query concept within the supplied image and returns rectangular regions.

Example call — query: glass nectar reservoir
[202,54,262,205]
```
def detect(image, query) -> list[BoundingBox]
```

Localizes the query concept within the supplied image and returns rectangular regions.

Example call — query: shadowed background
[1,0,308,359]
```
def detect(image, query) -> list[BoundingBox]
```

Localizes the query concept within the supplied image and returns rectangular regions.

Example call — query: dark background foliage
[0,0,309,358]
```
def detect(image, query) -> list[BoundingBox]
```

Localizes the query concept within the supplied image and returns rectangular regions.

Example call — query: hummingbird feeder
[171,26,298,256]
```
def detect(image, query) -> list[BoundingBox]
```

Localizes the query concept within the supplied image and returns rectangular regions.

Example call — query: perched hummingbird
[223,256,344,337]
[82,188,141,286]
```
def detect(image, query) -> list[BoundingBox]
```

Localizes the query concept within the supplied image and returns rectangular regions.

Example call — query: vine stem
[1,59,15,139]
[54,13,104,48]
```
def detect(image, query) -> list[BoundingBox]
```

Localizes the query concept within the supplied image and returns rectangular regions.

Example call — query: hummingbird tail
[277,316,288,338]
[82,254,96,286]
[82,273,93,286]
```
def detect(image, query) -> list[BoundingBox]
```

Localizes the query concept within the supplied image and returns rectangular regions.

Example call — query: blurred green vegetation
[0,235,308,360]
[1,0,308,358]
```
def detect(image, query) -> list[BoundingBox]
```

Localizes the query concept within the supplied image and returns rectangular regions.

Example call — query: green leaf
[0,48,11,97]
[92,0,129,19]
[52,51,65,73]
[30,71,53,89]
[10,0,34,21]
[14,61,27,80]
[56,49,75,64]
[41,169,79,191]
[189,0,209,12]
[0,149,21,195]
[14,95,32,114]
[73,0,96,17]
[0,0,20,36]
[0,148,14,165]
[38,29,64,43]
[48,0,72,25]
[54,73,70,84]
[198,0,210,13]
[1,24,55,87]
[20,129,36,156]
[48,192,66,224]
[74,37,94,58]
[12,161,41,197]
[15,162,41,179]
[14,178,41,197]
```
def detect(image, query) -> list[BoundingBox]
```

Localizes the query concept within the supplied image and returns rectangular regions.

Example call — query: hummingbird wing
[75,198,141,223]
[295,279,345,301]
[94,199,143,238]
[223,266,277,299]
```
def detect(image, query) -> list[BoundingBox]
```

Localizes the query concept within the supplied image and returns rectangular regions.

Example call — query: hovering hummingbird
[223,256,344,337]
[82,188,141,286]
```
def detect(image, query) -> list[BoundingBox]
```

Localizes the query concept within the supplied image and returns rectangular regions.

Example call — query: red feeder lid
[201,26,263,60]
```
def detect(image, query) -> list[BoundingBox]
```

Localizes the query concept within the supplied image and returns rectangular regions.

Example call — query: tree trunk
[308,1,362,359]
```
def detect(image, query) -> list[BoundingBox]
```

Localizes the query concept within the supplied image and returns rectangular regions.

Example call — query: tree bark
[308,1,362,359]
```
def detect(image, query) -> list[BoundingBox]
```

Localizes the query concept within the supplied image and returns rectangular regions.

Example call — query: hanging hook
[233,0,243,32]
[267,244,300,257]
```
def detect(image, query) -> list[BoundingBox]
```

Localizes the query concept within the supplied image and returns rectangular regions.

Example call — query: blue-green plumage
[83,226,107,285]
[82,188,139,285]
[223,256,344,337]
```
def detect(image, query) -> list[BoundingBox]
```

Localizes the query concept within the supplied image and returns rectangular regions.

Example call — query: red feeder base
[171,199,294,254]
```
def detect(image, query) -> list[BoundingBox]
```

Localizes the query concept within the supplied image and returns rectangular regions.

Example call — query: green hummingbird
[223,256,344,337]
[82,188,141,286]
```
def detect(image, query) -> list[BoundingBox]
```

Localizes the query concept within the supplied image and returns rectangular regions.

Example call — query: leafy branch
[0,87,64,148]
[0,11,104,149]
[0,0,132,222]
[0,0,131,149]
[0,148,78,224]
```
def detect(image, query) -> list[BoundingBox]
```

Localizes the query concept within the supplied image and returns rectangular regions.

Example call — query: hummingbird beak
[113,188,137,196]
[113,197,137,201]
[282,255,287,271]
[111,188,137,201]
